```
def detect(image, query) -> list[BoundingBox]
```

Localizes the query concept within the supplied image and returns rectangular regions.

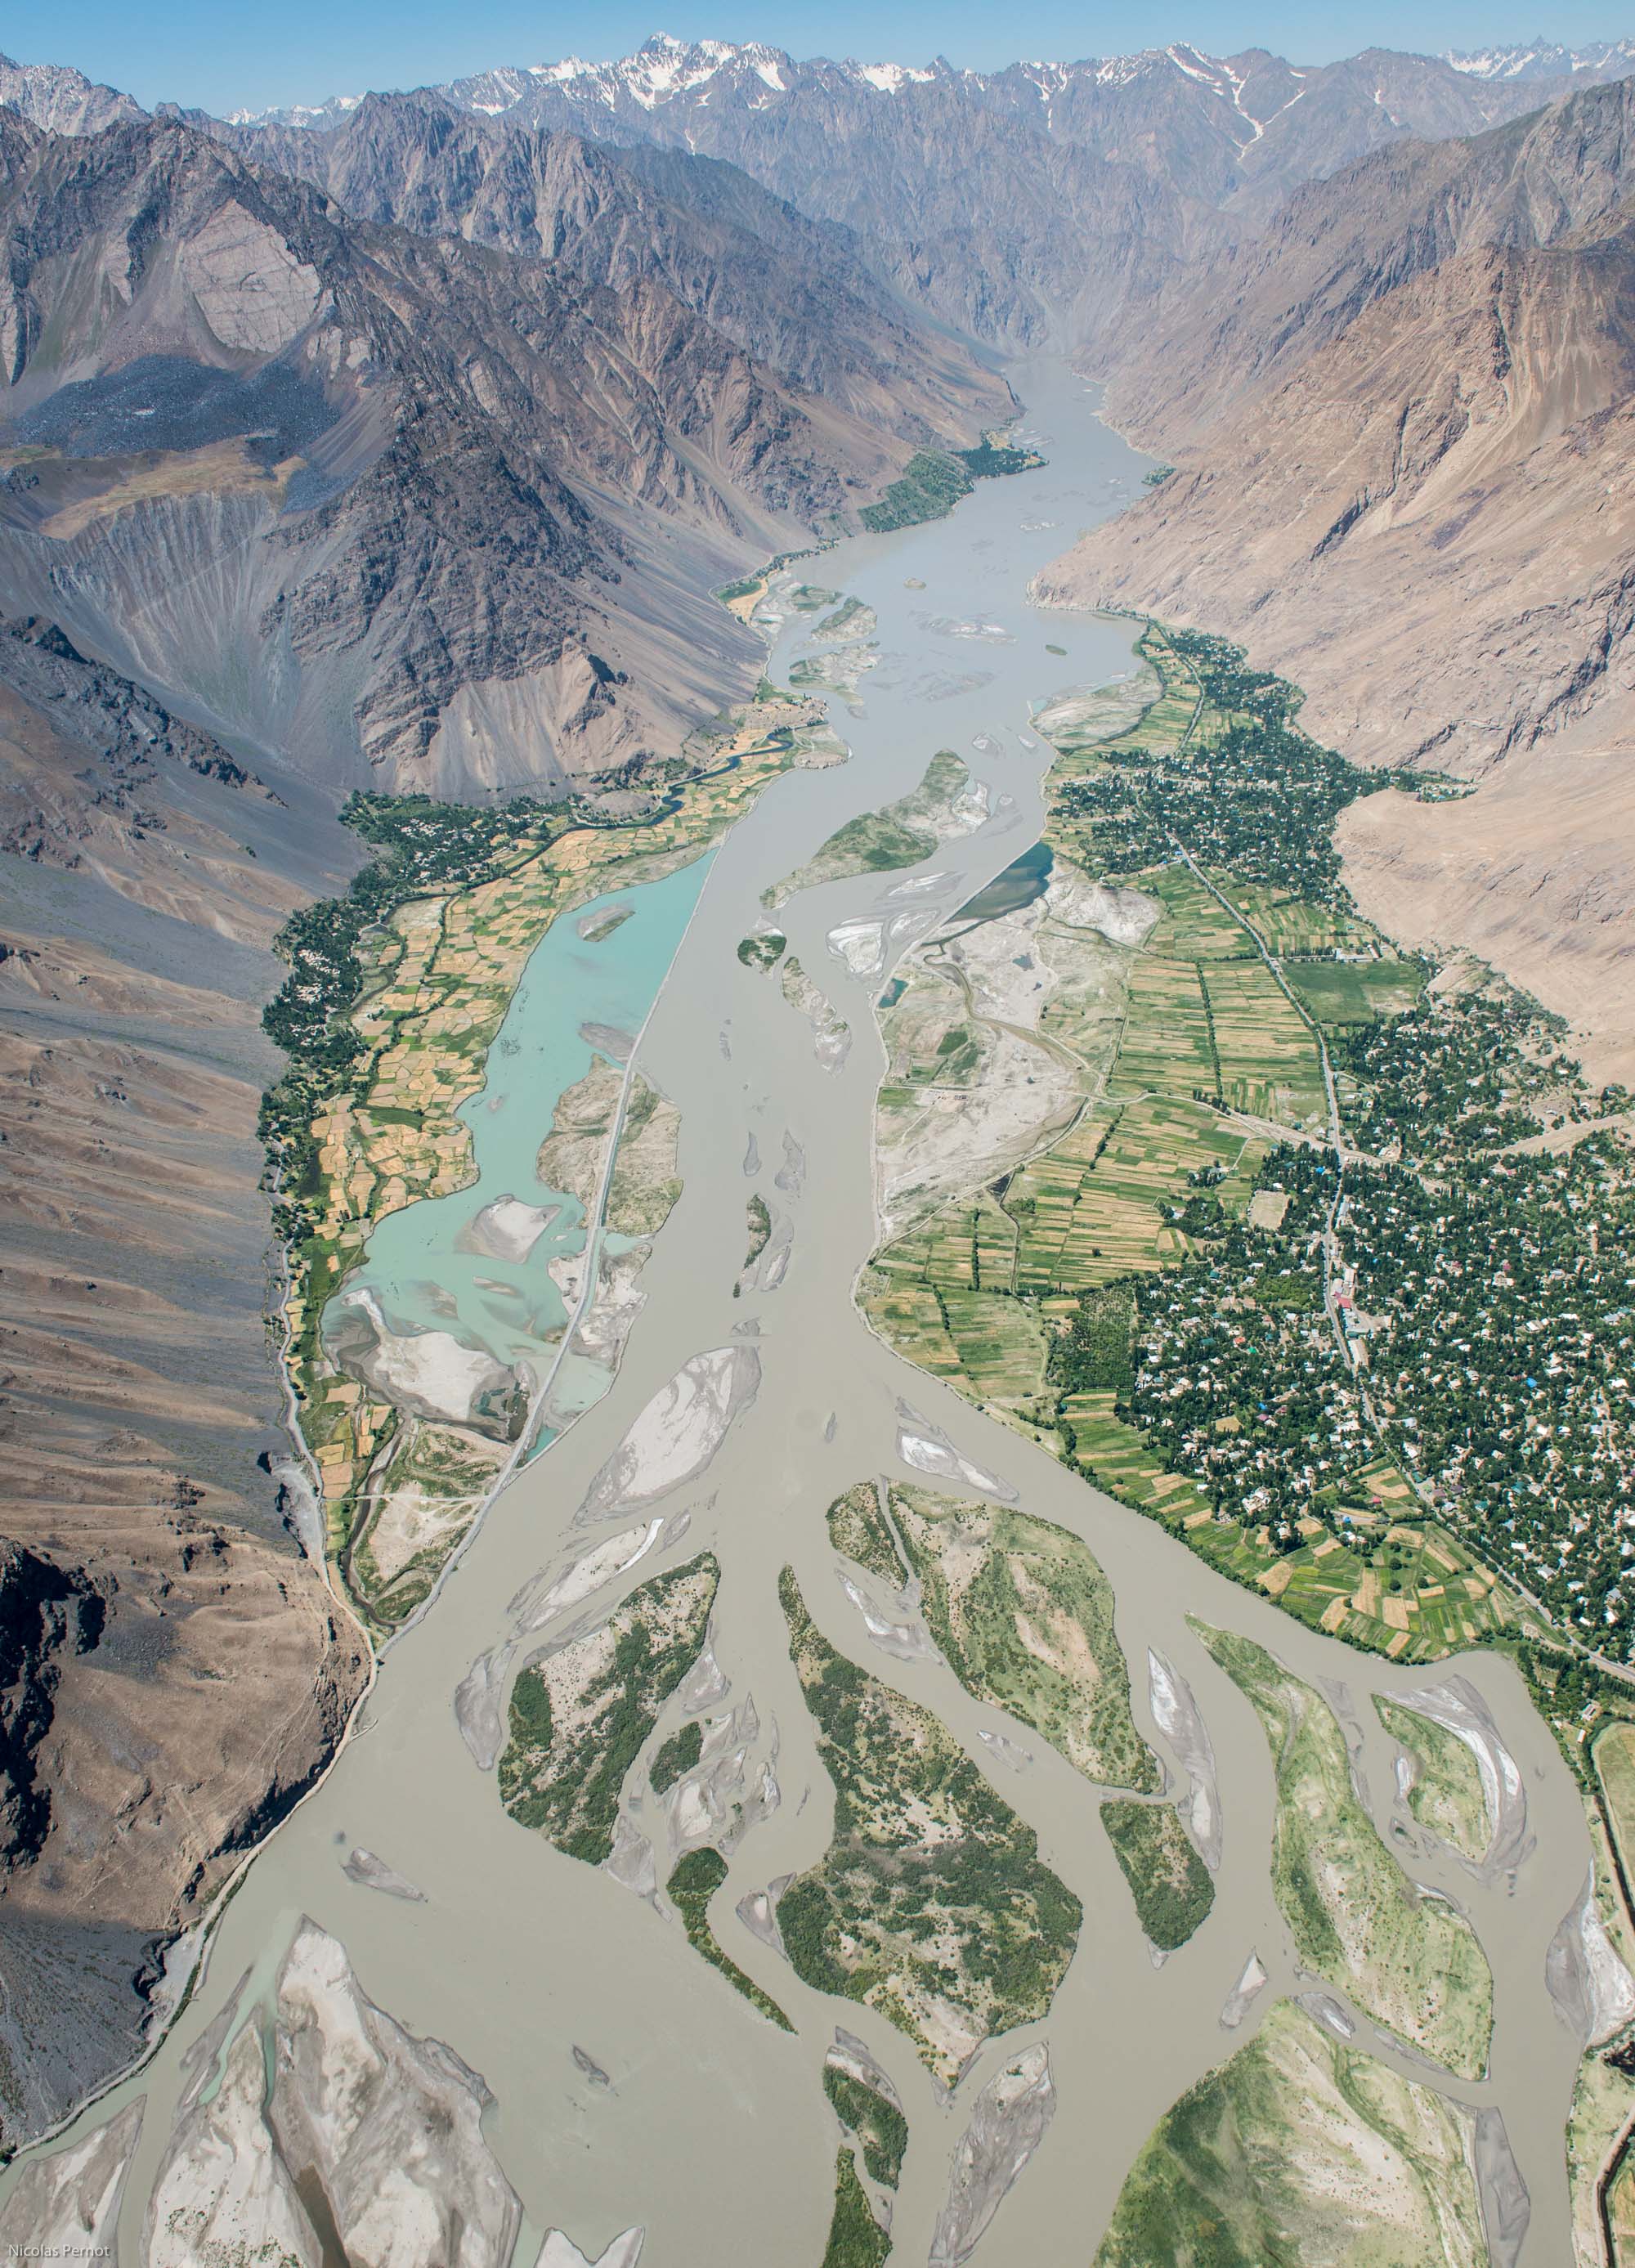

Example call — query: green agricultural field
[856,1273,966,1383]
[1203,959,1327,1124]
[1212,876,1381,958]
[885,1485,1160,1789]
[1008,1096,1258,1291]
[1375,1697,1489,1860]
[1056,1390,1212,1523]
[498,1555,718,1864]
[1093,2000,1485,2268]
[934,1287,1050,1403]
[1285,957,1427,1027]
[1198,1625,1493,2078]
[1109,956,1219,1099]
[1100,1800,1215,1949]
[1139,866,1250,960]
[776,1568,1082,2082]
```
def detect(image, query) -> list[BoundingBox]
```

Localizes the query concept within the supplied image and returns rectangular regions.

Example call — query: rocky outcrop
[0,50,141,136]
[1093,78,1635,446]
[1041,78,1635,1077]
[397,38,1630,347]
[0,1538,101,1866]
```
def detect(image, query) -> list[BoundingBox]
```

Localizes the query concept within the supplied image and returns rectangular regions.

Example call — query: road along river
[1,360,1601,2266]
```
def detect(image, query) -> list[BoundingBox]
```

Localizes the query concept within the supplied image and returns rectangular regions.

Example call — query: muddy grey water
[8,361,1594,2264]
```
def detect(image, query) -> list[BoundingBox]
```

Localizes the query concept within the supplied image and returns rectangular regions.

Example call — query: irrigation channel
[2,359,1597,2266]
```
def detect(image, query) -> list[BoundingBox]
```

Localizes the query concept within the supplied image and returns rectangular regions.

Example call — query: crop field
[857,1276,965,1382]
[1285,956,1427,1026]
[1062,1391,1212,1520]
[1191,1507,1510,1659]
[1203,959,1327,1123]
[1109,957,1219,1099]
[1211,875,1380,957]
[1057,1391,1511,1659]
[1010,1097,1260,1290]
[936,1287,1050,1402]
[1139,867,1250,959]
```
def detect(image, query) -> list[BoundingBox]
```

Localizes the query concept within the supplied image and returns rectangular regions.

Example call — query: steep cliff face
[0,1540,101,1867]
[204,92,1007,441]
[1039,82,1635,1074]
[0,115,969,798]
[0,612,370,2147]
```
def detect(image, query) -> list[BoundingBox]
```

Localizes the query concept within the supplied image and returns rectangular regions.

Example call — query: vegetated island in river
[262,676,841,1636]
[860,435,1046,534]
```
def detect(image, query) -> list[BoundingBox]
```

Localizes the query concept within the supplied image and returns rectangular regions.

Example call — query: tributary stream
[9,360,1596,2266]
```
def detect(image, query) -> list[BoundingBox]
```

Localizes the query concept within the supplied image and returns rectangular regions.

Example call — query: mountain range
[212,34,1635,345]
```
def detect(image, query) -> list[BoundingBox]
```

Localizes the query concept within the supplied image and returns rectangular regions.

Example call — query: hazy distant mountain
[213,34,1635,345]
[1445,37,1635,82]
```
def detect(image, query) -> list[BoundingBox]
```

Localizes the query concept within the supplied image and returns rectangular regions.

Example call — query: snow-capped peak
[1444,38,1635,83]
[851,60,938,92]
[226,91,361,128]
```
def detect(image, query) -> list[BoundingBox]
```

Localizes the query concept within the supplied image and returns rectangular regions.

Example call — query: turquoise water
[325,852,713,1374]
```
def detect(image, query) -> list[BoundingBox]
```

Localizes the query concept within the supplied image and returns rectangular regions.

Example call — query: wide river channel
[9,359,1596,2266]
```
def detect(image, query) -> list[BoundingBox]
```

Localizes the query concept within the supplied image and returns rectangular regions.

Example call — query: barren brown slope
[0,113,979,802]
[1041,88,1635,1077]
[0,616,369,2149]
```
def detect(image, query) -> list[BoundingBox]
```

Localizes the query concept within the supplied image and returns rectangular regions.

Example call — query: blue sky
[16,2,1635,115]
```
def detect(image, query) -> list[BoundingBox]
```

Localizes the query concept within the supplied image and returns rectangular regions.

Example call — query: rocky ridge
[204,91,1001,441]
[0,112,1003,798]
